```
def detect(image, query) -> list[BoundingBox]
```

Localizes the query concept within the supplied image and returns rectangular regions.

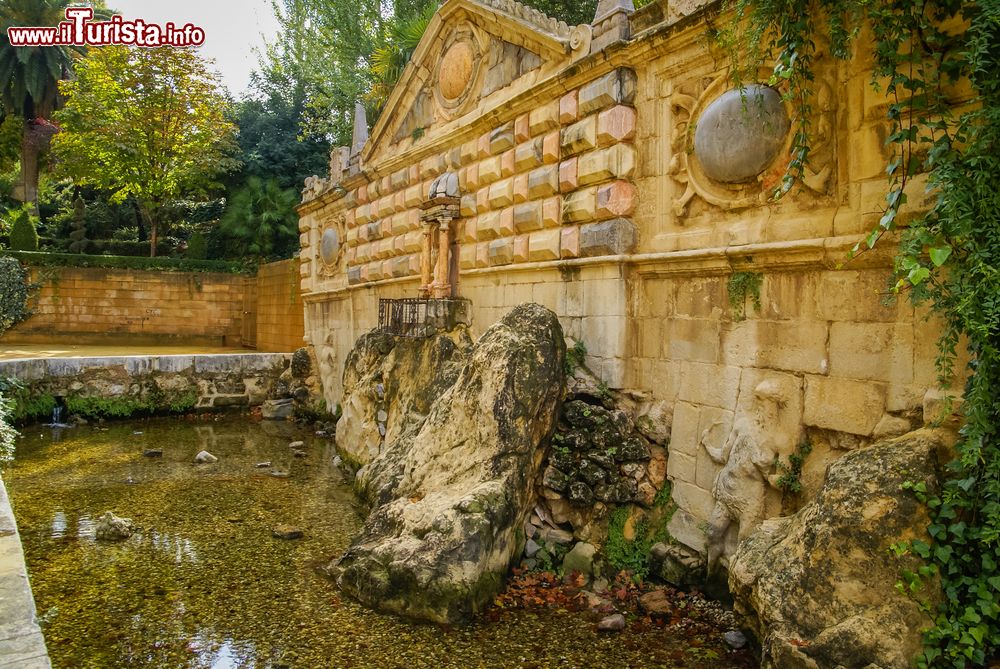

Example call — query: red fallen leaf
[790,638,810,647]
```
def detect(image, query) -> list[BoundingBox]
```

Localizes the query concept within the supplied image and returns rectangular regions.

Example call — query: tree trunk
[15,127,40,211]
[149,218,158,257]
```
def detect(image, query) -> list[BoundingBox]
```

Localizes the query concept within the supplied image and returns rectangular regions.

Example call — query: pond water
[7,417,755,668]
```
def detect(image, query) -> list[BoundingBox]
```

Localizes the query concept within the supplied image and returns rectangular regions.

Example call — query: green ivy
[720,0,1000,664]
[727,270,763,321]
[0,256,32,335]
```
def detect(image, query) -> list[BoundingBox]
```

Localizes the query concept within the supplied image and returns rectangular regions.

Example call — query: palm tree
[0,0,104,208]
[219,177,300,259]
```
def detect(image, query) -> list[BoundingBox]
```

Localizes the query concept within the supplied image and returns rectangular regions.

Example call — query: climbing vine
[718,0,1000,665]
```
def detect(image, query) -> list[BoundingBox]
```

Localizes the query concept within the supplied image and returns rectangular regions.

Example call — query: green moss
[14,394,57,423]
[604,484,677,581]
[64,395,156,420]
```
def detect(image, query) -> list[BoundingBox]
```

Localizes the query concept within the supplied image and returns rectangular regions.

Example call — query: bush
[0,256,31,335]
[2,250,253,275]
[186,231,208,259]
[8,207,39,251]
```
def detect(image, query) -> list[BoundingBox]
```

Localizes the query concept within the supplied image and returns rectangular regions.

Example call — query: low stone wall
[0,354,291,419]
[255,259,306,353]
[0,477,50,668]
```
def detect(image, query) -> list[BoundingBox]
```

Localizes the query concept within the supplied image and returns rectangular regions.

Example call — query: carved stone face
[439,41,474,101]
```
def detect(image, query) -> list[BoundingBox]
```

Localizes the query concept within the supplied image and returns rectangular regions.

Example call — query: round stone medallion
[693,84,790,184]
[320,228,340,267]
[438,41,474,102]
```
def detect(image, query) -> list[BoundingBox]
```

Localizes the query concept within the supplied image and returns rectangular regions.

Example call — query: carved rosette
[667,71,835,218]
[433,23,487,119]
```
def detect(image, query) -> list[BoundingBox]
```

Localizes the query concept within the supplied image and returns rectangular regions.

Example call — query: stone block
[560,158,579,193]
[665,318,721,363]
[562,187,597,223]
[513,201,543,233]
[597,105,638,145]
[403,230,422,253]
[528,229,561,261]
[529,100,560,135]
[803,375,887,435]
[828,321,914,384]
[677,362,742,410]
[542,131,560,164]
[461,139,478,164]
[489,178,514,208]
[596,181,637,218]
[490,122,515,154]
[513,234,529,263]
[671,480,716,522]
[476,186,490,213]
[356,204,373,225]
[459,243,476,269]
[478,131,491,158]
[559,90,579,124]
[542,197,560,228]
[479,156,502,184]
[561,116,598,155]
[667,451,696,482]
[501,149,516,177]
[394,191,406,212]
[405,184,423,208]
[476,242,489,268]
[578,69,638,116]
[666,508,708,553]
[376,196,394,218]
[463,163,480,190]
[578,144,636,186]
[488,238,513,266]
[462,218,478,243]
[560,226,580,258]
[721,320,829,374]
[513,174,529,203]
[528,165,559,199]
[578,218,637,257]
[477,211,501,240]
[499,207,516,237]
[460,194,477,217]
[514,113,530,142]
[515,139,544,171]
[390,212,409,235]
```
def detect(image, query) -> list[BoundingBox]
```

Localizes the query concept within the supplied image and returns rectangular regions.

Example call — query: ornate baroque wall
[297,0,964,559]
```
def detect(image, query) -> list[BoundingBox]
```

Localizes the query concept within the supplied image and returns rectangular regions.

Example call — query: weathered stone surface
[562,541,596,575]
[262,398,294,420]
[693,84,790,184]
[335,329,471,468]
[194,450,218,464]
[729,430,947,669]
[597,613,626,632]
[649,541,705,586]
[95,511,135,541]
[579,218,637,257]
[578,68,637,116]
[330,304,566,624]
[272,524,304,540]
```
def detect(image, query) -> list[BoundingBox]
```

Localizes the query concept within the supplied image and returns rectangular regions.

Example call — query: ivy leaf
[908,266,931,285]
[929,246,952,267]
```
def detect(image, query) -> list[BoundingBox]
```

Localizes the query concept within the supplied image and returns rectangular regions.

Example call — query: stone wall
[0,354,291,414]
[296,0,965,563]
[255,259,306,353]
[2,262,306,352]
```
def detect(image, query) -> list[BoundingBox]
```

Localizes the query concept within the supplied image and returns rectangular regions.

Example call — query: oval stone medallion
[439,41,474,101]
[320,228,340,266]
[693,84,790,184]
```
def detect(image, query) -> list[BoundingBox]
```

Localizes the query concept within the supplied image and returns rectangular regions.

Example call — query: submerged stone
[597,614,625,632]
[95,511,135,541]
[272,525,303,540]
[330,304,565,624]
[194,451,218,464]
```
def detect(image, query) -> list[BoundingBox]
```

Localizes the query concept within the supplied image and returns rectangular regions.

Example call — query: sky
[110,0,281,97]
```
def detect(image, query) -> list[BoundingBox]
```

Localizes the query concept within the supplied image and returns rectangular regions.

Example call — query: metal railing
[376,298,467,338]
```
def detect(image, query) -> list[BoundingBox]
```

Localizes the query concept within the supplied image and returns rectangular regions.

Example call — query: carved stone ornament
[317,216,346,276]
[668,72,835,217]
[433,24,487,118]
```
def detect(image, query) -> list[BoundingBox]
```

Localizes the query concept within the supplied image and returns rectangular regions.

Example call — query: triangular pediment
[363,0,589,164]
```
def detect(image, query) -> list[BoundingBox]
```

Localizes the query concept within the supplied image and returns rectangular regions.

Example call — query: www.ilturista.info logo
[7,7,205,48]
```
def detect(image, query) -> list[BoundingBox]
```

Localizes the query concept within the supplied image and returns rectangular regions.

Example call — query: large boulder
[335,328,472,468]
[728,429,949,669]
[329,304,565,623]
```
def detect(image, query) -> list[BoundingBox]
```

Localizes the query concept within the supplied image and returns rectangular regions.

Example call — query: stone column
[432,217,452,298]
[420,224,434,298]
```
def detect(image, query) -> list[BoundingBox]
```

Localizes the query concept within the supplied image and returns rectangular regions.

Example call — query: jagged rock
[288,441,305,449]
[524,539,541,558]
[616,436,650,462]
[724,630,749,650]
[577,459,607,486]
[597,614,626,632]
[567,481,595,507]
[95,511,135,541]
[330,304,565,624]
[635,399,671,444]
[335,329,471,467]
[543,466,569,492]
[650,542,705,586]
[539,526,574,545]
[638,589,672,616]
[290,348,311,378]
[594,478,637,503]
[729,429,948,669]
[550,448,576,472]
[194,451,218,464]
[262,398,294,420]
[561,541,596,576]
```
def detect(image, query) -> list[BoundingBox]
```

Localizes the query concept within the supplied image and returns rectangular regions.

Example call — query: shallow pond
[7,417,754,668]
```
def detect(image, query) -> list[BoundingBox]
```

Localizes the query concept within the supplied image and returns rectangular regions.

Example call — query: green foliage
[519,0,598,24]
[166,390,199,414]
[774,439,813,494]
[367,3,437,110]
[606,507,654,579]
[7,205,38,251]
[0,390,15,464]
[532,538,570,574]
[293,399,337,424]
[67,194,87,253]
[53,46,239,257]
[219,177,300,260]
[2,250,253,275]
[564,339,588,375]
[0,255,31,334]
[722,0,1000,664]
[727,270,762,321]
[64,396,155,420]
[186,233,208,260]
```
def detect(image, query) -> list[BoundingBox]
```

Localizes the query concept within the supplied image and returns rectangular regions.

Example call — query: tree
[219,176,299,259]
[7,205,38,250]
[0,0,110,208]
[52,46,238,256]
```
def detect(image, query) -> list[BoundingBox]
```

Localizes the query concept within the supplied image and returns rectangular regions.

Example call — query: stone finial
[593,0,635,24]
[351,102,369,156]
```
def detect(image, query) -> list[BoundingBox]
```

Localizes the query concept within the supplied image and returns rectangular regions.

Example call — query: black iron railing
[376,298,468,338]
